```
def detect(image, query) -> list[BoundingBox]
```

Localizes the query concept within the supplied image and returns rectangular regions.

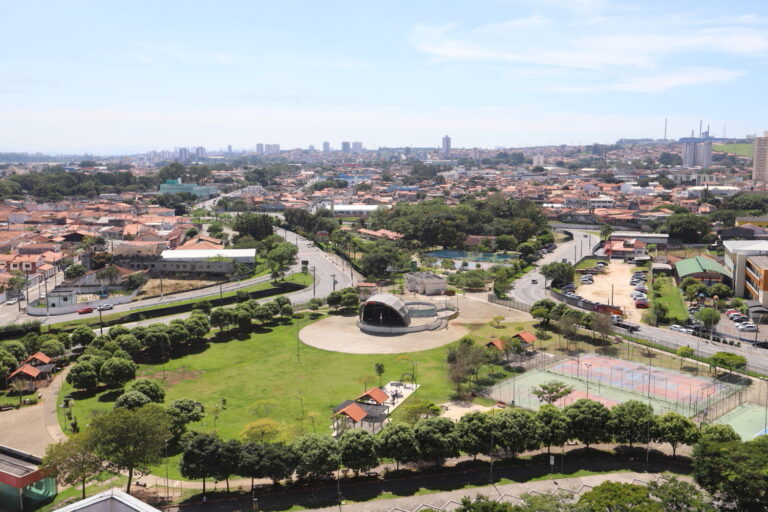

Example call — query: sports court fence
[544,355,746,418]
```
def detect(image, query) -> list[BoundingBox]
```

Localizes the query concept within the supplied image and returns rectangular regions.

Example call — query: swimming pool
[425,249,519,263]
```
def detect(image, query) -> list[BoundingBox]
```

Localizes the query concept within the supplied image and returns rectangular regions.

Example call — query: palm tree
[10,380,27,407]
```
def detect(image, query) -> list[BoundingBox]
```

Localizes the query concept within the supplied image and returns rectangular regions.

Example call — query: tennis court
[485,354,744,417]
[714,402,768,440]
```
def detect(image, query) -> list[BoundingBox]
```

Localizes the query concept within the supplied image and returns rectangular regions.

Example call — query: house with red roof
[332,387,391,435]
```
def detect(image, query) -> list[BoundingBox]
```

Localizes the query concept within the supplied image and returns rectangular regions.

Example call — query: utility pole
[312,267,316,297]
[44,278,49,317]
[330,274,336,291]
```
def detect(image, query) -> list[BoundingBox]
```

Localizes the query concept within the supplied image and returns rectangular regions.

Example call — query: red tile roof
[335,403,368,422]
[23,352,51,365]
[485,339,505,351]
[358,387,389,405]
[8,364,40,380]
[515,331,538,343]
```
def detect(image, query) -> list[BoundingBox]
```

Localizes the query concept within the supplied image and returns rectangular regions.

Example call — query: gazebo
[331,387,391,435]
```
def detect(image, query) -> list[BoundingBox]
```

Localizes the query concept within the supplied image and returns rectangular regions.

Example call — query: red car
[635,300,650,309]
[77,307,94,314]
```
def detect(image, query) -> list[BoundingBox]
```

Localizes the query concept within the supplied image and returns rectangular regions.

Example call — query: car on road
[77,307,94,314]
[755,341,768,349]
[670,324,694,334]
[635,300,650,308]
[97,304,114,311]
[531,279,538,284]
[5,297,18,305]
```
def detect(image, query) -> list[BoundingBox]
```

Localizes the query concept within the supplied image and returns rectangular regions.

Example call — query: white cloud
[550,67,745,93]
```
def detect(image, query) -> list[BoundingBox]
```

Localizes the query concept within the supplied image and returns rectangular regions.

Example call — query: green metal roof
[674,256,729,278]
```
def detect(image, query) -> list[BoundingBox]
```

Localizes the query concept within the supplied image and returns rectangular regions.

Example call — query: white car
[737,323,757,332]
[670,324,684,332]
[5,297,18,305]
[631,292,647,300]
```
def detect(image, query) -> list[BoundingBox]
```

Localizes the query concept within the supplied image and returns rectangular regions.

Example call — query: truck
[611,314,640,333]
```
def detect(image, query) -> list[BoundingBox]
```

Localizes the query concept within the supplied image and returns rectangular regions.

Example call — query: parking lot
[716,310,768,343]
[575,261,642,322]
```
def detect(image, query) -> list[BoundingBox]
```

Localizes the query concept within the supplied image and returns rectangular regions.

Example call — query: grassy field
[651,276,688,324]
[45,273,313,332]
[713,143,753,157]
[575,258,601,270]
[58,315,462,479]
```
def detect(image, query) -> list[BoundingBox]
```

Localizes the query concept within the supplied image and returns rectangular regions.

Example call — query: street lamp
[584,362,592,399]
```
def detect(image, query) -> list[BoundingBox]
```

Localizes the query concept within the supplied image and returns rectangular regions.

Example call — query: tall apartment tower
[178,147,189,162]
[256,143,264,155]
[682,141,712,168]
[322,141,331,153]
[341,141,351,154]
[351,141,363,153]
[754,132,768,182]
[195,146,206,159]
[441,135,451,155]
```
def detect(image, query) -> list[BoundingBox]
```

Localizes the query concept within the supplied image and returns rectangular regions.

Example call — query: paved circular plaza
[299,294,531,354]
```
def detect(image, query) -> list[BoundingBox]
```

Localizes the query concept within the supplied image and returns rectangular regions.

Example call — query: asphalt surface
[508,230,599,305]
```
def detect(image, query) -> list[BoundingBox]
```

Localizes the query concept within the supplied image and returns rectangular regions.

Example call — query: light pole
[312,267,316,297]
[584,362,592,399]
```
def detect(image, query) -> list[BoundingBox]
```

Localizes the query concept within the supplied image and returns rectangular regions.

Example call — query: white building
[405,272,447,295]
[753,131,768,182]
[682,141,712,168]
[54,489,160,512]
[588,195,615,208]
[441,135,451,155]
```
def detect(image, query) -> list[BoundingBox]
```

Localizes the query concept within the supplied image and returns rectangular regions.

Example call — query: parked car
[755,341,768,349]
[635,286,648,292]
[732,315,750,324]
[725,309,739,316]
[5,297,18,305]
[531,279,538,284]
[98,304,114,311]
[670,324,685,332]
[737,323,757,332]
[77,307,94,314]
[635,301,650,308]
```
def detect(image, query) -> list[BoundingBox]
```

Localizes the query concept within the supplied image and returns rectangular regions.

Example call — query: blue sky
[2,0,768,153]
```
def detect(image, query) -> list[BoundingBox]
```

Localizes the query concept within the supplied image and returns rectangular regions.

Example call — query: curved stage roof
[359,293,411,327]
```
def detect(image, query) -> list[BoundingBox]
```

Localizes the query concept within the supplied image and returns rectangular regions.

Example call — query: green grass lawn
[575,258,601,270]
[651,276,688,324]
[713,143,753,157]
[58,315,460,480]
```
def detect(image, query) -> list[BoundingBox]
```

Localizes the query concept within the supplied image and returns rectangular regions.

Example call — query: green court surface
[715,403,768,440]
[486,369,715,417]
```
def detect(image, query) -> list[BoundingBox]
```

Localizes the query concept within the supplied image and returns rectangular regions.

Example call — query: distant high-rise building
[532,155,545,166]
[754,132,768,182]
[352,141,363,153]
[682,141,712,168]
[472,148,480,160]
[341,141,351,154]
[178,147,189,162]
[195,146,206,160]
[256,143,264,155]
[441,135,451,155]
[322,141,331,153]
[264,144,280,155]
[308,145,315,152]
[227,144,232,154]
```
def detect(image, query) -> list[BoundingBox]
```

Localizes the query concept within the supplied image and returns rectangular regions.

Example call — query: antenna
[664,118,668,140]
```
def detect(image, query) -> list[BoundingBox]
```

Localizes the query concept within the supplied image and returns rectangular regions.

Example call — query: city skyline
[2,0,768,153]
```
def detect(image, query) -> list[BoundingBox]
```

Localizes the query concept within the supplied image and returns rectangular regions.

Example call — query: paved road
[2,228,354,327]
[508,230,599,305]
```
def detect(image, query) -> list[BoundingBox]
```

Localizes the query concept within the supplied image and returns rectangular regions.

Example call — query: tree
[647,475,715,512]
[114,391,151,410]
[279,304,293,318]
[492,408,540,459]
[535,405,569,455]
[577,481,662,512]
[708,283,732,299]
[42,433,103,500]
[166,398,204,441]
[540,262,574,288]
[260,442,297,485]
[100,357,137,388]
[64,264,87,280]
[66,361,99,391]
[39,339,66,358]
[70,326,96,347]
[267,242,298,270]
[710,351,746,374]
[239,442,265,489]
[125,379,165,403]
[662,214,710,244]
[609,400,655,448]
[374,362,385,386]
[95,265,121,287]
[1,340,27,361]
[124,272,149,291]
[692,436,768,511]
[235,308,252,330]
[413,416,459,467]
[167,323,190,350]
[241,418,282,443]
[377,423,419,469]
[564,399,611,448]
[0,349,18,383]
[496,234,518,252]
[600,224,614,240]
[694,308,720,339]
[699,423,741,443]
[456,411,494,459]
[340,291,360,310]
[339,429,379,475]
[291,434,339,480]
[675,346,694,367]
[655,412,699,458]
[308,298,323,315]
[179,432,223,495]
[91,404,171,493]
[590,313,613,339]
[232,213,274,241]
[532,381,573,404]
[213,439,242,492]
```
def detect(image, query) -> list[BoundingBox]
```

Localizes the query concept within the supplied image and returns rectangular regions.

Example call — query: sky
[2,0,768,154]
